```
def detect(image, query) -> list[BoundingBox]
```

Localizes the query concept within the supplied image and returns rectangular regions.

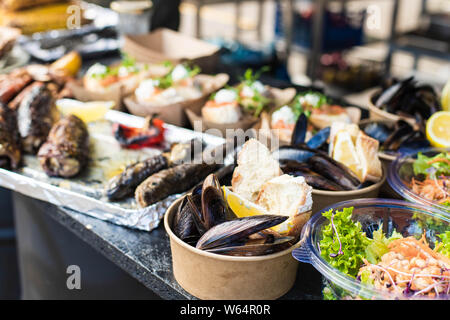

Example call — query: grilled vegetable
[113,116,165,149]
[0,103,21,169]
[16,82,57,154]
[37,114,89,178]
[135,162,220,207]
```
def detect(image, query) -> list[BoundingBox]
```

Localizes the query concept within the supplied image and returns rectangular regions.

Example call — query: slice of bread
[256,174,312,236]
[231,138,281,202]
[355,131,383,182]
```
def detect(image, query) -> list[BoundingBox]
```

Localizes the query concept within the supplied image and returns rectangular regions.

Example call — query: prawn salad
[319,207,450,299]
[410,151,450,208]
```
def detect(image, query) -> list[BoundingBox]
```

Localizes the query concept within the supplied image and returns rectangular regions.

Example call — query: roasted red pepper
[113,116,165,149]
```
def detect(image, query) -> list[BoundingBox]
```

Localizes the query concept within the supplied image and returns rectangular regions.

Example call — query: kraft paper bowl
[164,197,302,300]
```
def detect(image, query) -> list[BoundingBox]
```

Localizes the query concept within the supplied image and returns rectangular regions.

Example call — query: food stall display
[0,15,449,301]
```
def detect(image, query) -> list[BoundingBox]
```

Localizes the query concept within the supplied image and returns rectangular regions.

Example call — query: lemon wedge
[332,130,363,180]
[222,186,268,218]
[222,186,294,235]
[426,111,450,148]
[442,79,450,111]
[56,99,115,123]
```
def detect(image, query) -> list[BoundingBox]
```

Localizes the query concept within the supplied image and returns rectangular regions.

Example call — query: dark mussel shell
[196,215,288,251]
[173,196,200,245]
[308,154,361,190]
[200,173,236,230]
[306,126,330,149]
[291,113,307,146]
[272,145,316,163]
[289,169,345,191]
[185,194,208,236]
[381,120,415,151]
[375,76,414,109]
[206,236,295,256]
[363,122,392,144]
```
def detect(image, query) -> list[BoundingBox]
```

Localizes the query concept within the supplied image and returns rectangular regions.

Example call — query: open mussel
[195,215,288,251]
[362,120,430,154]
[307,154,361,190]
[206,236,294,256]
[172,173,294,256]
[374,76,441,126]
[289,112,330,150]
[173,196,201,245]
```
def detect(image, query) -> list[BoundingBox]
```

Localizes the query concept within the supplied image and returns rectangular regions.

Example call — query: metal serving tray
[0,110,226,231]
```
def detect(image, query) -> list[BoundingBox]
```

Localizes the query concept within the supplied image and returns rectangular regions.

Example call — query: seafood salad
[319,206,450,299]
[410,151,450,207]
[134,63,202,105]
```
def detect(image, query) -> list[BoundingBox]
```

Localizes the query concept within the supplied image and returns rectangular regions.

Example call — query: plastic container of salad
[293,198,450,300]
[388,147,450,216]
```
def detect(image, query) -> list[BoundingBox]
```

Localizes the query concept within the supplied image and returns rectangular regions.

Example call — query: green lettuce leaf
[364,226,403,264]
[413,152,450,177]
[319,207,371,278]
[436,230,450,258]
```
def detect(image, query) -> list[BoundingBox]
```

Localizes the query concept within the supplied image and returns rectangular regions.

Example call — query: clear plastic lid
[388,147,450,216]
[293,198,450,300]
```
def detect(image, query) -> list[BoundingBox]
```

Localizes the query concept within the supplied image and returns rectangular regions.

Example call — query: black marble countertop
[40,201,323,300]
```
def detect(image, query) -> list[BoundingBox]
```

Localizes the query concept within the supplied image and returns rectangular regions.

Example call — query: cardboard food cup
[122,28,220,74]
[68,81,124,110]
[311,166,387,214]
[124,73,229,127]
[164,197,302,300]
[368,90,416,126]
[186,87,296,136]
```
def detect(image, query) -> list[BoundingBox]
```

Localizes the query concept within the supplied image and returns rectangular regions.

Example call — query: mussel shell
[306,126,330,149]
[201,185,229,230]
[186,194,208,236]
[308,154,361,190]
[196,215,288,250]
[173,196,200,243]
[375,76,414,108]
[288,170,345,191]
[272,146,316,163]
[291,113,307,146]
[205,237,295,256]
[363,122,392,144]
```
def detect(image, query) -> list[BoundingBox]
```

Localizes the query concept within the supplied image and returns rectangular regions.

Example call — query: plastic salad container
[388,147,450,216]
[292,198,450,300]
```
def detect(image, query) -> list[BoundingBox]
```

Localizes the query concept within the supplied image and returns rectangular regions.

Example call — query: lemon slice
[442,79,450,111]
[56,99,115,123]
[332,130,363,180]
[222,186,292,234]
[426,111,450,148]
[223,186,268,218]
